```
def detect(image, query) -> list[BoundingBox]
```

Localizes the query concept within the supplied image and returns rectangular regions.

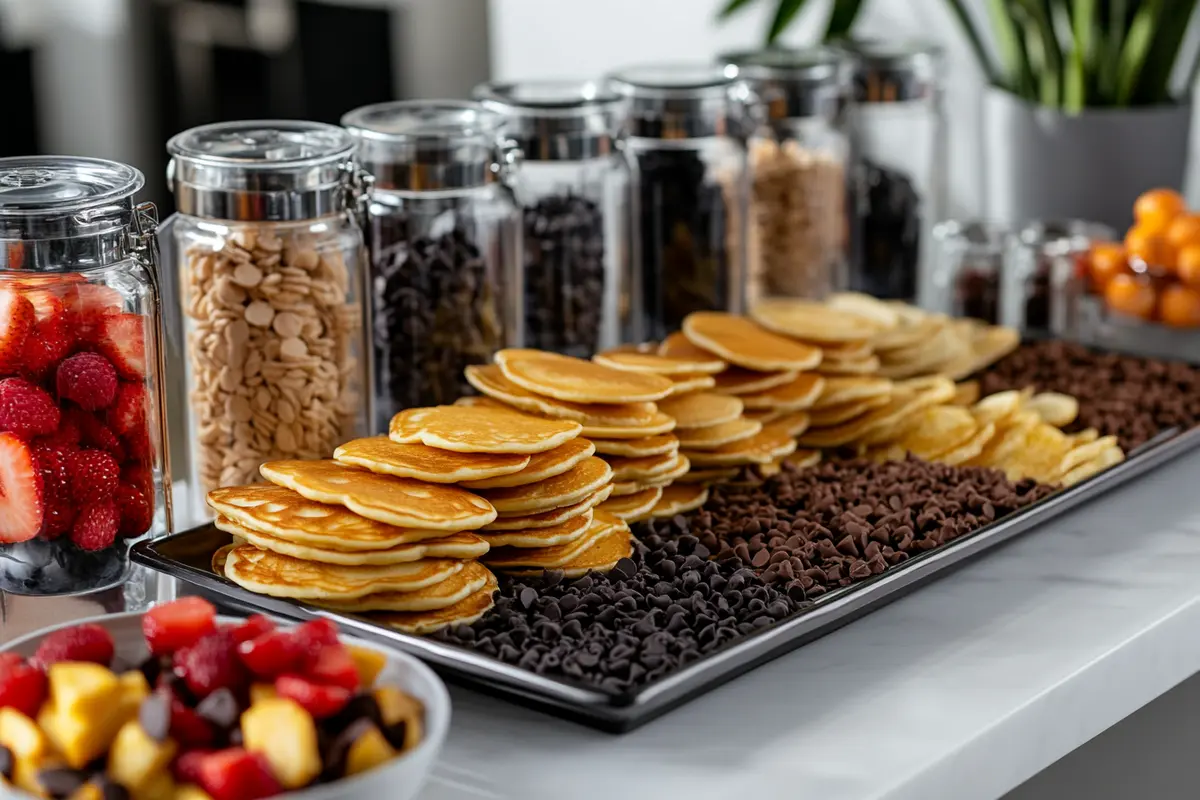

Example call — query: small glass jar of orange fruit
[1084,188,1200,329]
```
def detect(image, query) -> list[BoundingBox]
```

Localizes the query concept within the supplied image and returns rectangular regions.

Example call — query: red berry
[56,353,118,411]
[0,653,47,718]
[41,416,82,449]
[115,483,153,538]
[70,499,119,551]
[65,284,123,345]
[230,615,275,645]
[274,674,351,719]
[0,432,43,544]
[197,749,282,800]
[143,597,217,656]
[24,290,66,324]
[68,449,120,505]
[31,623,115,668]
[122,462,154,502]
[0,289,34,376]
[306,646,360,692]
[173,748,216,786]
[237,630,301,680]
[67,408,125,462]
[170,695,216,748]
[107,382,148,439]
[0,378,60,439]
[21,317,74,382]
[173,632,247,699]
[31,443,73,540]
[291,619,340,661]
[93,314,146,379]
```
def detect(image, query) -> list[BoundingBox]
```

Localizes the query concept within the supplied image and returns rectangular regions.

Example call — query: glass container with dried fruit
[930,220,1010,324]
[475,80,638,356]
[342,101,523,431]
[163,121,370,520]
[720,46,852,304]
[606,64,752,341]
[0,156,171,603]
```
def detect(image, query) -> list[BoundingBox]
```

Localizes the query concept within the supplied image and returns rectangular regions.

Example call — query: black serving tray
[132,423,1200,733]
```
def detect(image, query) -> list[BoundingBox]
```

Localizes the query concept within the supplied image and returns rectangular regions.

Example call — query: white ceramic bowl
[0,612,450,800]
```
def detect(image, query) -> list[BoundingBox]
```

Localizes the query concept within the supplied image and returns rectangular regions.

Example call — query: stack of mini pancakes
[386,402,634,578]
[460,349,698,524]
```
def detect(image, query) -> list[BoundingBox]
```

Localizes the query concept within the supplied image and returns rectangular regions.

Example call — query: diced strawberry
[70,499,119,551]
[67,408,125,461]
[65,284,123,344]
[24,290,65,324]
[274,674,351,719]
[93,314,146,379]
[143,597,218,656]
[170,696,216,748]
[305,645,360,692]
[236,630,301,680]
[291,618,340,661]
[68,448,120,505]
[56,352,118,411]
[173,749,216,786]
[31,623,115,668]
[0,653,47,718]
[115,482,153,537]
[0,377,60,439]
[107,382,148,439]
[0,432,43,544]
[230,615,275,645]
[173,631,247,699]
[32,442,74,540]
[197,749,283,800]
[0,289,34,376]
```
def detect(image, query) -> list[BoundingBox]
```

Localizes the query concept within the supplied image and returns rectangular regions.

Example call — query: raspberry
[67,408,125,462]
[237,630,301,680]
[274,674,351,719]
[69,499,119,551]
[305,646,360,692]
[0,378,61,439]
[41,416,82,449]
[115,483,153,537]
[31,623,115,668]
[21,317,74,382]
[56,353,118,411]
[143,597,217,656]
[122,461,154,502]
[68,449,120,505]
[291,619,340,661]
[230,615,276,645]
[197,749,282,800]
[32,443,74,540]
[0,653,47,718]
[173,631,248,699]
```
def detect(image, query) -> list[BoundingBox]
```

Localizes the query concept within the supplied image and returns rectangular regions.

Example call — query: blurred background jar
[342,100,522,431]
[162,121,369,520]
[720,46,852,305]
[475,79,639,355]
[930,220,1010,324]
[606,63,751,341]
[838,39,946,306]
[0,156,170,606]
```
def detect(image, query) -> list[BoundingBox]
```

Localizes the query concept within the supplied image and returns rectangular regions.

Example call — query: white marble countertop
[417,448,1200,800]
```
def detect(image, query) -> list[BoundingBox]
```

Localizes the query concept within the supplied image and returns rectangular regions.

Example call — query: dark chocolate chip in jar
[851,159,921,301]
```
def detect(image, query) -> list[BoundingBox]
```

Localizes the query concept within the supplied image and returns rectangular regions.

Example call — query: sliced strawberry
[143,596,218,656]
[291,619,340,661]
[0,432,43,543]
[65,284,124,345]
[305,645,360,692]
[173,748,216,786]
[173,631,247,699]
[170,695,216,747]
[23,289,65,323]
[230,615,276,645]
[93,314,146,379]
[274,674,351,719]
[108,382,148,438]
[21,317,75,383]
[236,629,301,680]
[197,749,282,800]
[0,653,47,718]
[32,623,115,668]
[0,289,34,376]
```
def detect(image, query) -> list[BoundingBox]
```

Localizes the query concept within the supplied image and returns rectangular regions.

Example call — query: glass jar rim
[167,119,354,170]
[0,156,144,218]
[474,80,624,117]
[719,46,849,83]
[607,63,741,98]
[342,100,504,143]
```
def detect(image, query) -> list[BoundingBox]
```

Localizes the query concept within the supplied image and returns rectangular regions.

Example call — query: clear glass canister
[342,101,522,431]
[164,121,369,517]
[930,220,1010,324]
[607,64,750,341]
[475,80,638,355]
[721,47,852,303]
[839,40,946,304]
[0,157,170,598]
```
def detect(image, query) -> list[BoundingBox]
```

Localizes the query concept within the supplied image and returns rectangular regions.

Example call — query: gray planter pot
[982,88,1192,231]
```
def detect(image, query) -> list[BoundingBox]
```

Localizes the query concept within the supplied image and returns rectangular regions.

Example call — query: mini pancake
[333,437,530,483]
[816,356,881,376]
[936,421,996,466]
[476,510,593,548]
[214,516,490,565]
[592,349,725,375]
[808,394,892,427]
[208,484,468,550]
[743,409,783,424]
[751,298,882,343]
[784,449,821,470]
[675,418,762,449]
[676,467,739,484]
[876,324,961,380]
[889,405,979,460]
[824,292,901,329]
[459,438,596,490]
[712,367,798,395]
[212,544,234,575]
[389,405,582,454]
[618,453,689,489]
[581,412,676,439]
[223,544,464,600]
[764,411,811,438]
[604,451,681,482]
[683,426,797,466]
[591,434,679,458]
[757,459,783,478]
[482,514,614,569]
[650,484,709,518]
[658,331,721,362]
[738,373,825,411]
[683,312,823,372]
[1026,392,1080,428]
[465,364,659,425]
[506,517,635,578]
[949,325,1020,379]
[657,392,744,428]
[481,484,614,530]
[819,339,874,361]
[259,460,497,531]
[971,389,1031,427]
[495,349,673,403]
[872,311,945,352]
[315,562,494,613]
[813,376,892,409]
[598,486,662,521]
[666,373,718,395]
[798,378,956,448]
[373,573,498,635]
[952,381,981,407]
[476,457,613,514]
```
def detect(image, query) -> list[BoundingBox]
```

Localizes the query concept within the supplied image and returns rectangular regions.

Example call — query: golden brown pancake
[650,484,709,518]
[459,438,596,490]
[389,405,582,454]
[604,451,683,482]
[751,298,883,343]
[482,515,614,569]
[475,510,593,548]
[506,525,634,578]
[665,373,718,395]
[592,349,725,375]
[590,434,679,458]
[808,394,892,427]
[675,418,762,450]
[476,457,613,514]
[580,412,676,439]
[657,392,744,428]
[683,312,823,372]
[333,436,529,483]
[683,427,798,467]
[712,367,799,396]
[739,373,825,411]
[314,562,494,613]
[372,573,498,634]
[495,349,672,404]
[675,467,740,484]
[598,486,662,522]
[812,376,892,409]
[465,364,659,425]
[481,484,614,530]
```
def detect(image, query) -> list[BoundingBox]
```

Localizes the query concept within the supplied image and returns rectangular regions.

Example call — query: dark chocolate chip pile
[852,159,921,302]
[976,340,1200,451]
[523,194,606,358]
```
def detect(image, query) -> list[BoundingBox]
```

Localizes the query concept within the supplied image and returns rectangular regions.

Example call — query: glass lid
[606,63,749,139]
[342,101,503,143]
[0,157,144,217]
[474,81,626,161]
[167,120,353,168]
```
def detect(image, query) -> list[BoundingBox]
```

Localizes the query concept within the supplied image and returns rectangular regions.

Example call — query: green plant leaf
[718,0,762,18]
[824,0,865,39]
[987,0,1034,94]
[1132,0,1196,104]
[1063,0,1097,111]
[766,0,811,43]
[1014,0,1064,106]
[944,0,1002,85]
[1115,0,1162,105]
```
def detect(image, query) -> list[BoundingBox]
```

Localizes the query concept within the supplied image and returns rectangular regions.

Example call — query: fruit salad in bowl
[0,598,449,800]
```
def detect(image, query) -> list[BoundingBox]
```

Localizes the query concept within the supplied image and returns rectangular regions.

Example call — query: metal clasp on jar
[491,139,524,188]
[338,160,376,229]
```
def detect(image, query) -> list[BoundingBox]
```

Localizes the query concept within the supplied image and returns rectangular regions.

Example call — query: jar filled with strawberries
[1083,188,1200,329]
[0,157,170,597]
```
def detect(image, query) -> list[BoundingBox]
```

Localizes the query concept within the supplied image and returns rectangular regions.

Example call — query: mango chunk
[133,768,176,800]
[248,683,277,705]
[174,785,215,800]
[0,708,51,762]
[67,781,104,800]
[348,645,387,687]
[240,698,320,790]
[39,671,147,770]
[344,724,397,777]
[48,663,120,721]
[107,720,177,793]
[373,686,423,751]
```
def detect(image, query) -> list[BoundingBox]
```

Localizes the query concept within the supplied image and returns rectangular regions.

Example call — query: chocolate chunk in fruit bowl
[0,598,448,800]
